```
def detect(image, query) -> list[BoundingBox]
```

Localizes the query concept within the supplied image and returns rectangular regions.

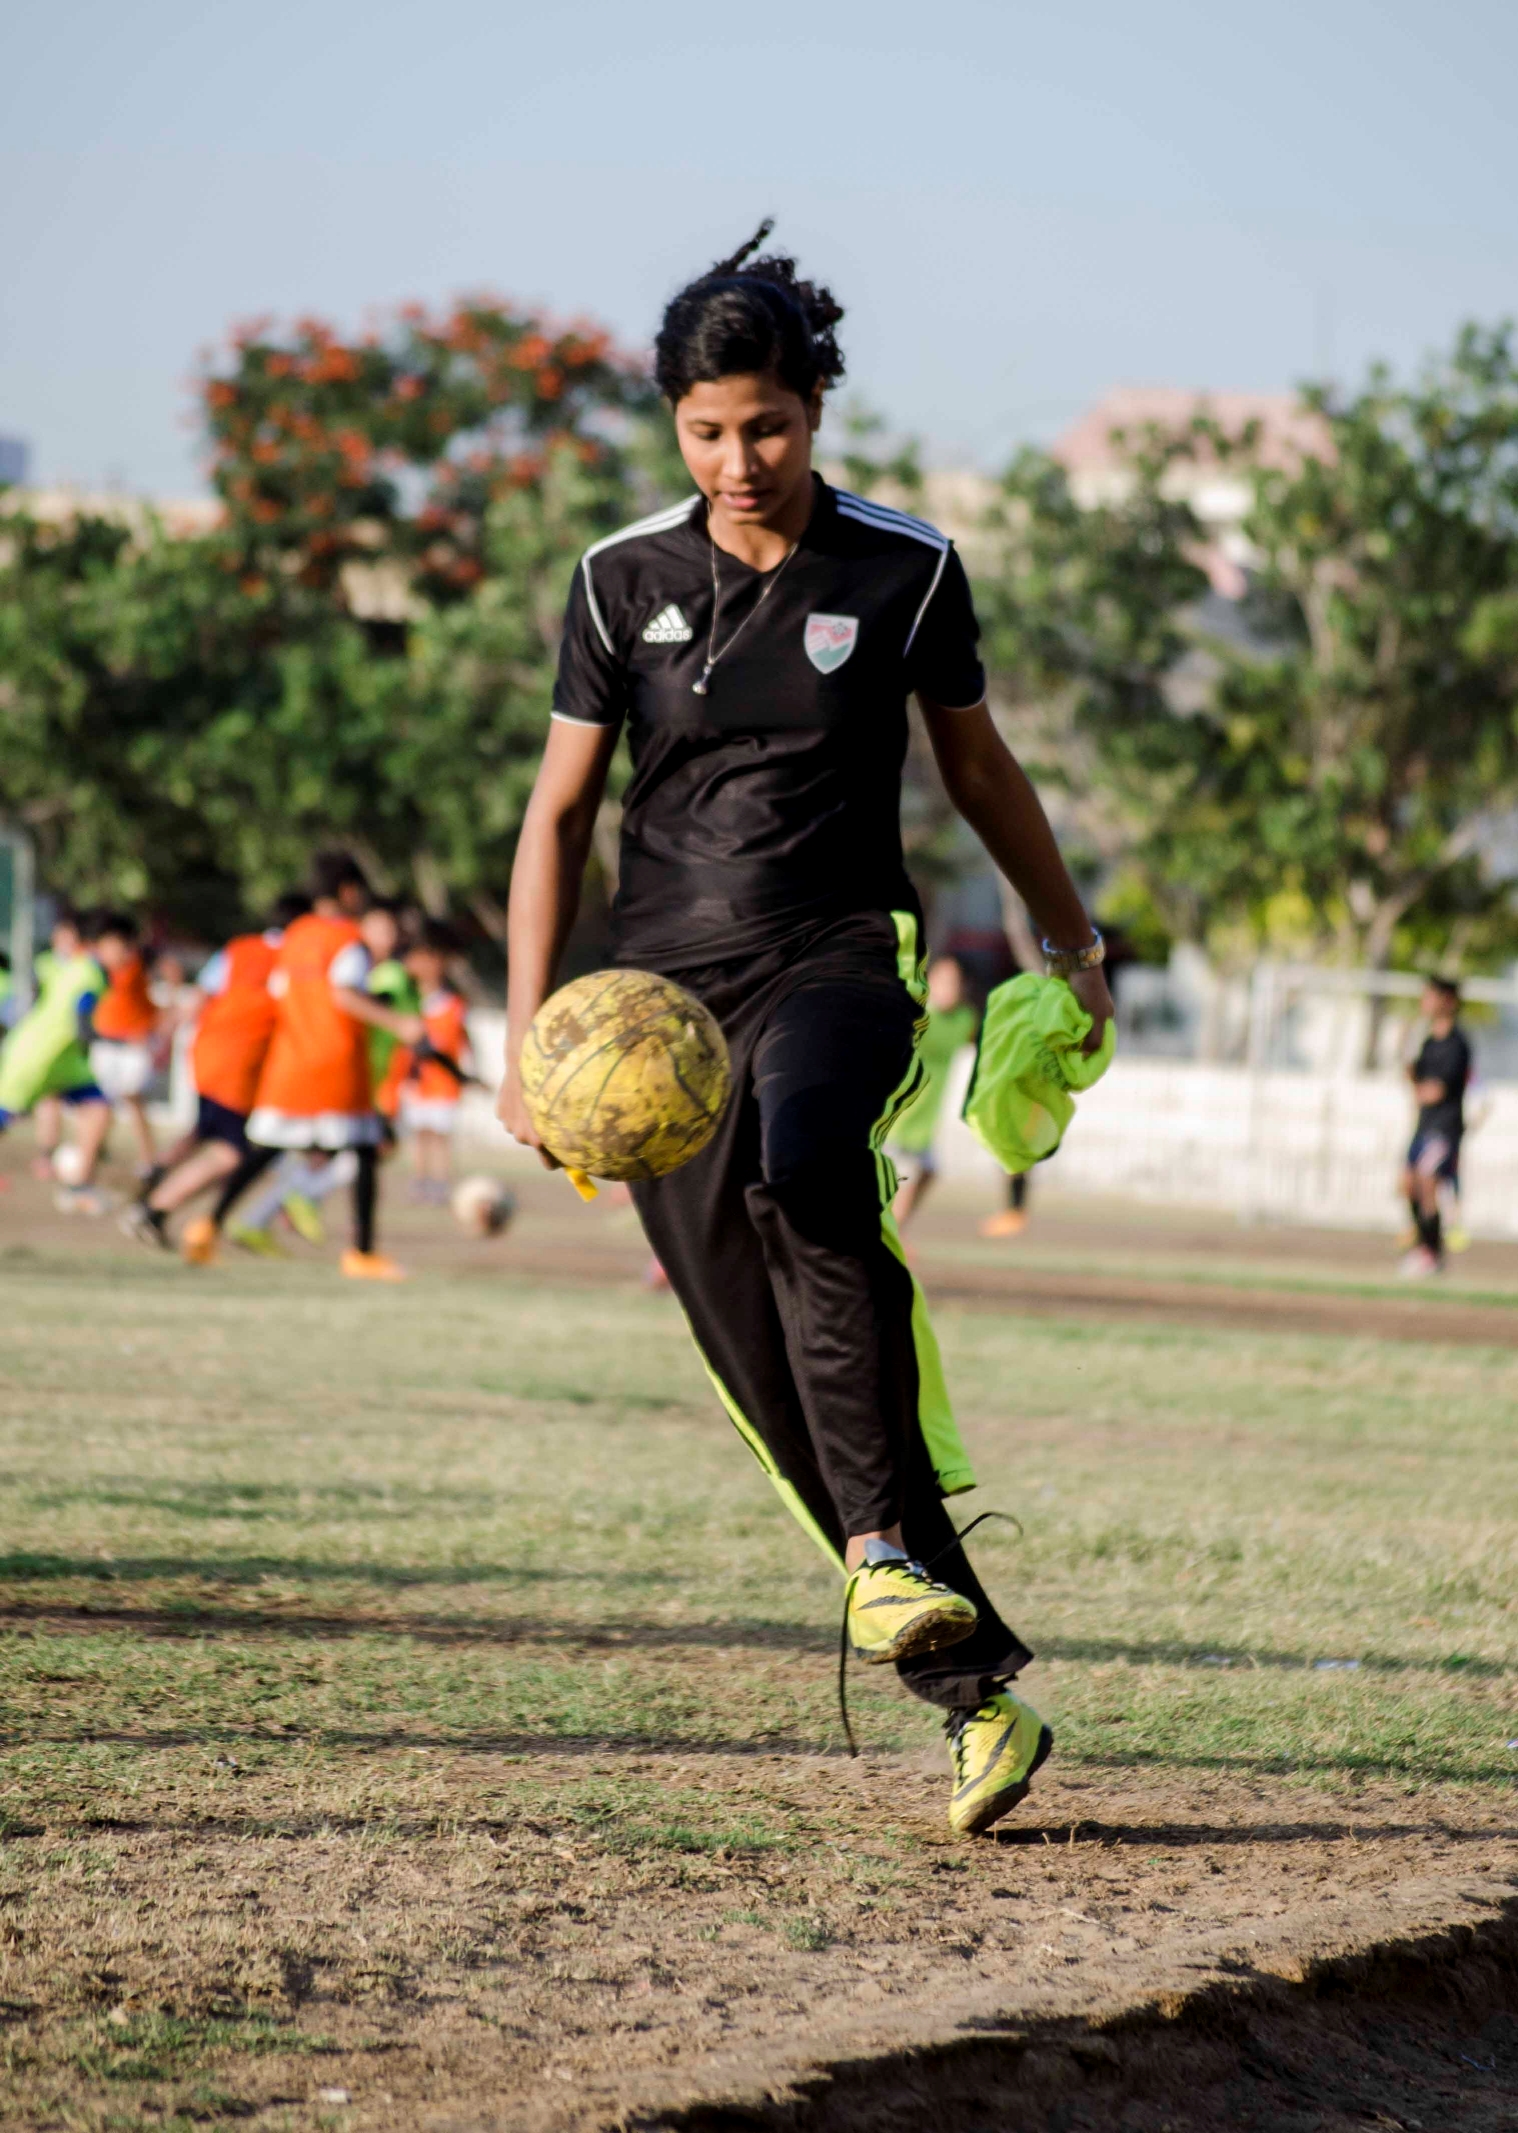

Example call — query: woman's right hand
[500,718,620,1174]
[497,1058,561,1170]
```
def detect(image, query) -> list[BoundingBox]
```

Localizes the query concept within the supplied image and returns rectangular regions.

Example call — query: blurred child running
[182,852,422,1278]
[396,921,472,1204]
[85,909,164,1180]
[226,899,419,1252]
[0,909,112,1211]
[120,892,309,1249]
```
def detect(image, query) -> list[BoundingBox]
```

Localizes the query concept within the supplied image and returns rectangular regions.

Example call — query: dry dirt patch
[5,1171,1518,2125]
[4,1752,1517,2130]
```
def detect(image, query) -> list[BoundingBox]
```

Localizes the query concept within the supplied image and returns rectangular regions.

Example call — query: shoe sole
[851,1602,979,1667]
[953,1722,1055,1838]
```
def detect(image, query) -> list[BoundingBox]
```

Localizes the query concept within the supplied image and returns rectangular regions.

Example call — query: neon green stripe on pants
[875,911,977,1496]
[692,1343,845,1574]
[682,907,976,1577]
[879,1207,977,1497]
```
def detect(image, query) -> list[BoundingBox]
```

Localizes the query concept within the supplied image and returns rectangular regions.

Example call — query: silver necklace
[692,530,799,695]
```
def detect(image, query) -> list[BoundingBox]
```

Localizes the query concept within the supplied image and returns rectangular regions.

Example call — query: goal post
[0,825,35,1018]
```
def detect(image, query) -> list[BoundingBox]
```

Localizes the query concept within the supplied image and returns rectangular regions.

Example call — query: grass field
[3,1166,1518,2128]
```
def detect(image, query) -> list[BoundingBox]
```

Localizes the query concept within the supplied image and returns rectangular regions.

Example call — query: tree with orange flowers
[203,300,657,606]
[1,296,676,942]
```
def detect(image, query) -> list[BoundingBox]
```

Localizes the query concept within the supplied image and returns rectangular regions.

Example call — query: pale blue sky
[3,0,1516,492]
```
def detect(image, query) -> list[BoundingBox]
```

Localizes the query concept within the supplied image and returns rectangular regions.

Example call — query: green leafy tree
[0,299,664,937]
[0,510,296,933]
[976,325,1518,974]
[973,436,1208,951]
[1209,326,1518,969]
[831,399,925,507]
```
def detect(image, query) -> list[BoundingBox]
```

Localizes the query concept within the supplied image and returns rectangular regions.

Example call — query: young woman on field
[500,226,1112,1835]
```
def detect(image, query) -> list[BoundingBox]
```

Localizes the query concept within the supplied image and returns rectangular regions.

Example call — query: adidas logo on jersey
[642,603,693,644]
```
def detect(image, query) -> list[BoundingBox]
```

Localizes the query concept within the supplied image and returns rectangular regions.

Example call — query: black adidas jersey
[552,476,986,968]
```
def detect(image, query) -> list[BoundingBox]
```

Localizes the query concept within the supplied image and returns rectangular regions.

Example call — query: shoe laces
[859,1555,942,1598]
[944,1696,1001,1781]
[836,1510,1024,1760]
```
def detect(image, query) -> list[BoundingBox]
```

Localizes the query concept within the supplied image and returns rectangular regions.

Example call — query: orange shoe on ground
[180,1215,219,1265]
[340,1249,407,1282]
[979,1208,1028,1240]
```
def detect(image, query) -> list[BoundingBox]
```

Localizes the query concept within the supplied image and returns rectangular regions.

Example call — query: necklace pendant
[692,667,711,696]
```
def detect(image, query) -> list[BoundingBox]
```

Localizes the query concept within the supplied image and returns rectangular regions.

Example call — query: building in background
[1052,386,1330,596]
[0,437,31,487]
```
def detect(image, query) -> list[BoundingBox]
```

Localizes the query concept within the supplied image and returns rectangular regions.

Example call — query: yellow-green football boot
[945,1691,1053,1836]
[845,1546,978,1666]
[282,1191,325,1246]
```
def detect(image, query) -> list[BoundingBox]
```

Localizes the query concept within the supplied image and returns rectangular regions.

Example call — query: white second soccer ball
[450,1175,516,1238]
[52,1143,88,1187]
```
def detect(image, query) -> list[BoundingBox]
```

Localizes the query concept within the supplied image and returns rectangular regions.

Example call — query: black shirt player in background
[1401,976,1471,1279]
[500,225,1113,1837]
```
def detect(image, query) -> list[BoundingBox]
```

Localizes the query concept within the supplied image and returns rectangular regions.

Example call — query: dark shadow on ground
[43,1809,1518,1846]
[6,1723,1518,1788]
[996,1815,1518,1848]
[0,1553,681,1590]
[0,1597,824,1649]
[1048,1745,1518,1786]
[3,1596,1505,1680]
[3,1726,830,1758]
[1038,1634,1509,1679]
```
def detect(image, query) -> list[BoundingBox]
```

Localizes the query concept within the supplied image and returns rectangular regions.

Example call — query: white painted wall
[932,1050,1518,1239]
[160,1010,1515,1241]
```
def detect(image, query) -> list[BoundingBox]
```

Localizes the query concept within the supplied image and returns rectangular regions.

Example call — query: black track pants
[630,913,1032,1713]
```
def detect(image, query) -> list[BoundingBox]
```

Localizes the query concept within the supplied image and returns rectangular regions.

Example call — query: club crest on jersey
[804,613,858,674]
[642,603,693,644]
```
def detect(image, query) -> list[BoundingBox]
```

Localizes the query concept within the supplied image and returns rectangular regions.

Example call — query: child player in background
[120,892,309,1249]
[1400,975,1472,1279]
[85,910,164,1181]
[183,852,422,1278]
[227,899,418,1252]
[366,900,422,1135]
[397,921,471,1204]
[0,909,113,1211]
[885,954,978,1234]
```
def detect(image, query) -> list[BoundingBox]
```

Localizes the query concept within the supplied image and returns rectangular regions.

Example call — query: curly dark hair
[654,220,846,406]
[81,907,138,945]
[309,849,370,904]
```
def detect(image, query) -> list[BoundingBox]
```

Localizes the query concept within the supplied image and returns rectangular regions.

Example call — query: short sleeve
[329,941,371,989]
[906,545,986,710]
[551,558,629,730]
[197,950,230,998]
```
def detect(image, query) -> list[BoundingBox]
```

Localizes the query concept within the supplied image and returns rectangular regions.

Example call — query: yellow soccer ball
[519,969,731,1182]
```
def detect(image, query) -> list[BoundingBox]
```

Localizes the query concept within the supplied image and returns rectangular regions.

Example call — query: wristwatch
[1041,927,1105,977]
